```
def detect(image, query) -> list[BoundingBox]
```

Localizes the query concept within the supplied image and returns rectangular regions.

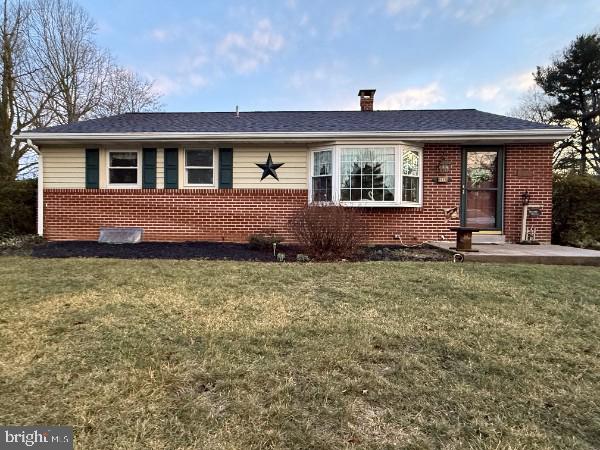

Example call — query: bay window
[309,144,422,206]
[185,149,214,186]
[108,151,140,186]
[402,149,420,203]
[340,147,395,202]
[311,149,332,201]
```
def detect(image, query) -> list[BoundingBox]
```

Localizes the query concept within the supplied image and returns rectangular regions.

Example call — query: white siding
[233,146,308,189]
[42,147,85,188]
[41,145,309,190]
[156,148,164,189]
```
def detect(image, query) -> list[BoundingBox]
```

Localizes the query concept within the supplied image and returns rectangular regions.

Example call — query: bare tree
[0,0,54,182]
[1,0,163,181]
[508,87,580,172]
[94,66,163,117]
[508,87,553,124]
[29,0,110,124]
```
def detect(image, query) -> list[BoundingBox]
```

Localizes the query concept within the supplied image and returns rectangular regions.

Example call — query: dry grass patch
[0,257,599,449]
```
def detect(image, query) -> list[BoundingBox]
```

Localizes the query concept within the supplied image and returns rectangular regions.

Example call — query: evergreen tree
[535,33,600,174]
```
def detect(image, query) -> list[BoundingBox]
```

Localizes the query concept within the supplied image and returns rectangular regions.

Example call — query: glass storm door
[461,148,504,230]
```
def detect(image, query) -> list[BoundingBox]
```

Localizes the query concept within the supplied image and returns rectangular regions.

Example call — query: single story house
[17,90,571,244]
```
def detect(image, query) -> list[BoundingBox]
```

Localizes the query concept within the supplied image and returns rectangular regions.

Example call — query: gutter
[15,128,574,143]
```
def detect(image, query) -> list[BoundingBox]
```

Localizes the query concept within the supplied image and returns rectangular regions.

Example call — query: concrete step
[473,234,506,244]
[428,241,600,266]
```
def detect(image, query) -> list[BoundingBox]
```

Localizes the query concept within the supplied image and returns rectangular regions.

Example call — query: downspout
[28,139,43,237]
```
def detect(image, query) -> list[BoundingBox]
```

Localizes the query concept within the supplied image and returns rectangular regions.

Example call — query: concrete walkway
[429,241,600,266]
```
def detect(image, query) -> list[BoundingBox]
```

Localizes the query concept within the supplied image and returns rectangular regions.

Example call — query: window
[402,149,420,203]
[185,149,214,185]
[340,147,395,202]
[108,151,139,185]
[308,145,422,207]
[311,150,332,201]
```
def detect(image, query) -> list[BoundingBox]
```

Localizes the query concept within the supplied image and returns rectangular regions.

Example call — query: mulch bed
[27,240,452,262]
[365,245,452,262]
[31,241,283,261]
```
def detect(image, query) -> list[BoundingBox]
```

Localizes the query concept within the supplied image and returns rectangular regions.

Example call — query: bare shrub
[290,204,366,260]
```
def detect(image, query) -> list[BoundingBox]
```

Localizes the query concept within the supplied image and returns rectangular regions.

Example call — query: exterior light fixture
[433,158,452,183]
[438,158,451,174]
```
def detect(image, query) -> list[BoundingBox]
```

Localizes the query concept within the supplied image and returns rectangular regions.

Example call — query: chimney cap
[358,89,376,98]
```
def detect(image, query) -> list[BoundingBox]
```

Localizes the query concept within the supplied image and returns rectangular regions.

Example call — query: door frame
[460,146,505,231]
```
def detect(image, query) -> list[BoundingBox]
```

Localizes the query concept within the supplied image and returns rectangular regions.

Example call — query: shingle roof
[28,109,563,134]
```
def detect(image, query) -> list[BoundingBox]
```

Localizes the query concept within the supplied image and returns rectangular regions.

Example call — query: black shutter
[142,148,157,189]
[164,148,179,189]
[219,148,233,189]
[85,148,99,189]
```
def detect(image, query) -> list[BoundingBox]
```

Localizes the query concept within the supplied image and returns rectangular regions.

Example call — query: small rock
[296,254,310,262]
[277,252,286,262]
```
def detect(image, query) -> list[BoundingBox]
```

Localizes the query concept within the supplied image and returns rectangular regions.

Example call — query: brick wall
[354,143,462,244]
[43,189,308,242]
[503,143,553,243]
[42,143,553,244]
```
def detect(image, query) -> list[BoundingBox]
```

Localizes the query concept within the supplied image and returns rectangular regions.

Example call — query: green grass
[0,257,599,449]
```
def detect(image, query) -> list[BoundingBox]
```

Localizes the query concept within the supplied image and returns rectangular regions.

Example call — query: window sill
[107,184,141,189]
[340,201,422,208]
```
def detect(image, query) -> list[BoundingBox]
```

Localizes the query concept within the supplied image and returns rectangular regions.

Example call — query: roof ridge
[22,108,568,134]
[121,108,480,114]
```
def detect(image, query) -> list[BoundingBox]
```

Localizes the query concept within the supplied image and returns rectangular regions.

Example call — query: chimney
[358,89,376,111]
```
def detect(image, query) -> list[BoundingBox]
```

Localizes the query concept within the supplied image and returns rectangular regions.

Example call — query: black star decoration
[256,153,284,181]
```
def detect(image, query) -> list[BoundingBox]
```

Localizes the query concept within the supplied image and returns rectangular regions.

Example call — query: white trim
[308,143,424,208]
[106,149,142,188]
[183,148,218,187]
[308,147,334,202]
[37,152,43,236]
[399,146,423,207]
[16,128,574,143]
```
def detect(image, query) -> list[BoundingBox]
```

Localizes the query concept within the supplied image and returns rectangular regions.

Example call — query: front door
[461,147,504,230]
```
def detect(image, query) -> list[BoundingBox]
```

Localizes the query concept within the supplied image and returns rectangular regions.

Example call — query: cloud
[217,19,284,74]
[508,71,536,91]
[378,82,445,109]
[150,28,170,42]
[466,70,535,103]
[150,71,208,97]
[330,10,352,37]
[440,0,513,24]
[289,63,349,89]
[466,85,501,102]
[151,75,182,96]
[146,18,285,96]
[384,0,514,25]
[386,0,421,15]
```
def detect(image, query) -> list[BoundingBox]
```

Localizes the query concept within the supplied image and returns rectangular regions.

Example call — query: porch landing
[429,241,600,266]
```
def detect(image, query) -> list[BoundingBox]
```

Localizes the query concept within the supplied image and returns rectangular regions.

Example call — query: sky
[79,0,600,115]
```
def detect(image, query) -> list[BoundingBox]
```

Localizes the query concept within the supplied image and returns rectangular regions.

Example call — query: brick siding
[503,143,553,243]
[42,143,553,244]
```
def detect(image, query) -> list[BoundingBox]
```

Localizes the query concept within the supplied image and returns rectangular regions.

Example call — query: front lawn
[1,257,599,449]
